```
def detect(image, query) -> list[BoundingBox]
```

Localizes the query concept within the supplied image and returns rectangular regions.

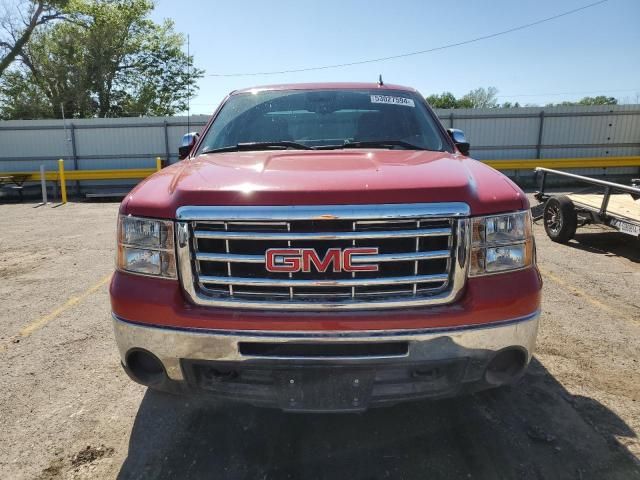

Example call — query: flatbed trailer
[533,167,640,243]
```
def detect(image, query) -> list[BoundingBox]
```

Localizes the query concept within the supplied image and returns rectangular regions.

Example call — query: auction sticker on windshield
[370,95,415,107]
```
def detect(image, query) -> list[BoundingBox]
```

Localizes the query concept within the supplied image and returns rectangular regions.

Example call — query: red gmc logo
[265,248,379,273]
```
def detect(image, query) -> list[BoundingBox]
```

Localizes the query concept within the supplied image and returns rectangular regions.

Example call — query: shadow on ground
[117,359,639,480]
[568,230,640,263]
[531,217,639,264]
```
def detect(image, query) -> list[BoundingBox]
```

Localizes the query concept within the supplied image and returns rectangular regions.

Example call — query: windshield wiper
[317,140,427,151]
[202,141,313,154]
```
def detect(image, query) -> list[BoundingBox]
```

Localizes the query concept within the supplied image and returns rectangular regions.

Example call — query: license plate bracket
[275,368,375,412]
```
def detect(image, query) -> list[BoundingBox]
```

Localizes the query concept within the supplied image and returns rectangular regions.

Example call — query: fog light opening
[485,348,527,386]
[126,349,166,386]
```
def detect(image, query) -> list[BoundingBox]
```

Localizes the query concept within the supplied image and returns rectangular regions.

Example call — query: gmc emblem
[266,248,379,273]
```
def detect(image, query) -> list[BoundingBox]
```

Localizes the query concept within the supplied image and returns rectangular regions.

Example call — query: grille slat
[351,221,356,299]
[287,222,294,300]
[413,220,420,295]
[199,274,450,288]
[177,203,469,310]
[193,227,452,241]
[224,222,233,296]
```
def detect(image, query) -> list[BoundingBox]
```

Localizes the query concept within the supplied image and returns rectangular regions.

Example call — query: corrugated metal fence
[0,115,209,173]
[1,104,638,181]
[435,104,640,178]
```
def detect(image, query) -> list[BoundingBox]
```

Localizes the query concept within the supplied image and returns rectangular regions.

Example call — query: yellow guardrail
[7,167,158,182]
[3,157,163,182]
[2,156,639,203]
[483,156,640,170]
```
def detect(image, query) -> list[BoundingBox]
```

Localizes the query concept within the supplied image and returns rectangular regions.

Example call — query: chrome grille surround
[176,203,470,310]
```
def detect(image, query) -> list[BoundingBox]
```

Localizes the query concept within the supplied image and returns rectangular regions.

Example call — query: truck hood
[122,150,527,218]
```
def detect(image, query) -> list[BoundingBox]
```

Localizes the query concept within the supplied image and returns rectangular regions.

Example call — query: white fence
[1,105,639,180]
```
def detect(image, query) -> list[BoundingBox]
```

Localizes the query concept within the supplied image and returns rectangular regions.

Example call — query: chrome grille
[176,203,470,310]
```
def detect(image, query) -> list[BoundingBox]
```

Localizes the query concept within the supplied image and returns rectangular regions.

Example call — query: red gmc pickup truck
[110,82,541,412]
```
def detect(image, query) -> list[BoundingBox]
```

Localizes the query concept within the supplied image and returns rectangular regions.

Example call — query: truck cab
[110,83,541,412]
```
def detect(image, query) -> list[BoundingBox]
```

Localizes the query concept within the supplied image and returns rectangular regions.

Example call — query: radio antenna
[187,34,191,134]
[378,74,384,86]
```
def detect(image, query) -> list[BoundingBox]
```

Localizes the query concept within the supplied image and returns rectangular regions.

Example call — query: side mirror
[447,128,470,156]
[178,132,199,159]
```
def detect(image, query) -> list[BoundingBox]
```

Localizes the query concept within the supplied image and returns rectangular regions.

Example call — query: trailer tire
[543,196,577,243]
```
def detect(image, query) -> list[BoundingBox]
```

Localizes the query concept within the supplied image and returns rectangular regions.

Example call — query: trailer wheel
[543,196,577,243]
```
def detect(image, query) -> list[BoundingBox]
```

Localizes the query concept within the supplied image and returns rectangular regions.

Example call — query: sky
[151,0,640,115]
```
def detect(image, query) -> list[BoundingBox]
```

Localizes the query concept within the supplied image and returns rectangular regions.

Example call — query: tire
[543,196,577,243]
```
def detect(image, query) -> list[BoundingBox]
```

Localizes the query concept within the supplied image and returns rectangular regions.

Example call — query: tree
[19,17,95,118]
[577,96,617,106]
[549,96,618,107]
[426,88,622,109]
[455,96,475,109]
[1,0,202,119]
[500,101,521,108]
[0,69,54,118]
[0,0,68,76]
[460,87,499,109]
[425,92,458,109]
[425,87,500,109]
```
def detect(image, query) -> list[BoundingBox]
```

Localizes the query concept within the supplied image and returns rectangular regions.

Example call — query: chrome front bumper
[112,312,539,382]
[113,313,539,410]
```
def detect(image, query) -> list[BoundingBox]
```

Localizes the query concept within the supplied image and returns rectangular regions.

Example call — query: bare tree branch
[0,1,65,77]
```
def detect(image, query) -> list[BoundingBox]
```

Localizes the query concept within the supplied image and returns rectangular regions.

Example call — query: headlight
[469,211,534,277]
[117,215,176,278]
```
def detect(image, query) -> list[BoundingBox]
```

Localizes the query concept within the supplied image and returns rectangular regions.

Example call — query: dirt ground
[0,199,639,480]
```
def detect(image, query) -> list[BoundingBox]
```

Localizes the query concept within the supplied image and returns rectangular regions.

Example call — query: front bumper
[113,311,540,412]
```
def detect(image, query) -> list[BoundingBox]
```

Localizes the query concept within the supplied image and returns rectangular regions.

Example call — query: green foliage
[425,92,458,109]
[0,70,55,119]
[578,96,617,105]
[549,96,618,107]
[460,87,499,109]
[426,87,503,109]
[426,87,621,109]
[0,0,202,119]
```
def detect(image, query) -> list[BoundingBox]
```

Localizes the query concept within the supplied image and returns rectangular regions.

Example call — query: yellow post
[58,159,67,204]
[156,157,162,171]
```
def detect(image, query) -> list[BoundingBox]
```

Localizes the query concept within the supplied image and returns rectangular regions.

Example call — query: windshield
[197,89,451,153]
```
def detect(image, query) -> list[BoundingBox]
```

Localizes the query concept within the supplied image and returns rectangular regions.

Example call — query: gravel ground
[0,199,639,480]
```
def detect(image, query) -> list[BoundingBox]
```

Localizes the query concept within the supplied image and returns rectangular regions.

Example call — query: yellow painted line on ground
[0,274,112,354]
[538,266,638,325]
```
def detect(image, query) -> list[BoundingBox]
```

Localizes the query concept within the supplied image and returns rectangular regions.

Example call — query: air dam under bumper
[113,312,539,412]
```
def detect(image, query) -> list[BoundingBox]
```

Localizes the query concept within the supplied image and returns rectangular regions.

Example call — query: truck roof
[233,82,418,95]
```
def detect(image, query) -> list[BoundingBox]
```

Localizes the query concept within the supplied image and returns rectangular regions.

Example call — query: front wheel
[543,196,577,243]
